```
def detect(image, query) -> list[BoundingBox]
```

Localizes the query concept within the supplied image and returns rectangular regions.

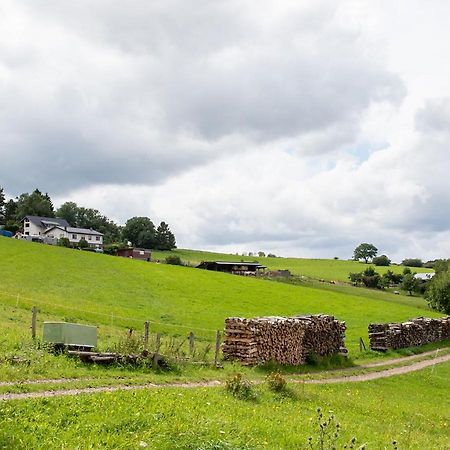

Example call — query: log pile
[222,314,347,365]
[369,316,450,351]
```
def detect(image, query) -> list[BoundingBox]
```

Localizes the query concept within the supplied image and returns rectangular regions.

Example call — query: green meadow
[0,237,441,358]
[0,361,448,449]
[152,248,433,282]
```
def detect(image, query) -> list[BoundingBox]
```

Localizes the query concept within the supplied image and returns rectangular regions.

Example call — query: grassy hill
[0,237,441,358]
[152,248,433,282]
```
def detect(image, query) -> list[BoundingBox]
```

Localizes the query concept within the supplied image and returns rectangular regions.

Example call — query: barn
[116,248,152,261]
[197,261,265,276]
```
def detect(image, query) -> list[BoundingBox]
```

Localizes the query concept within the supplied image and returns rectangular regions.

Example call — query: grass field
[0,361,448,449]
[0,238,441,358]
[152,248,433,282]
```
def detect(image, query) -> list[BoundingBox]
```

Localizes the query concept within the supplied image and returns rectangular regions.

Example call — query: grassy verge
[0,362,448,449]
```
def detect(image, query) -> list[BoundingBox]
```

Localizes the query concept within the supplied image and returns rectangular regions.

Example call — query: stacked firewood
[222,314,347,365]
[369,316,450,351]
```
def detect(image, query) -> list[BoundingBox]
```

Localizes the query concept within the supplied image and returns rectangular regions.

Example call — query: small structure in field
[197,261,265,276]
[43,322,97,350]
[116,247,152,261]
[368,316,450,351]
[222,314,347,365]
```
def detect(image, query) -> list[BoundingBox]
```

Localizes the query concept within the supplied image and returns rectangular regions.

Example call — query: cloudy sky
[1,0,450,261]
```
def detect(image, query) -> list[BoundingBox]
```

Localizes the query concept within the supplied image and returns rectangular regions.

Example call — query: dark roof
[43,226,103,236]
[23,216,70,228]
[197,261,265,270]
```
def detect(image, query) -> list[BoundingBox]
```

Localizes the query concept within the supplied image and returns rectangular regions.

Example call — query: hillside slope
[0,238,441,356]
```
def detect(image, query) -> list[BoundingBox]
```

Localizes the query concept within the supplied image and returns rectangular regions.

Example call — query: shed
[116,247,152,261]
[197,261,265,276]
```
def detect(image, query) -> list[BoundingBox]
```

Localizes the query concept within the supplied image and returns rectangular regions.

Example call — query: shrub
[425,272,450,314]
[401,258,423,267]
[165,255,183,265]
[78,237,89,249]
[372,255,391,266]
[58,237,70,247]
[225,373,257,400]
[266,371,287,392]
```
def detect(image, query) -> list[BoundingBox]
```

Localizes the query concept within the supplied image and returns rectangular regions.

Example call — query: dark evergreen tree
[122,217,157,249]
[155,221,176,250]
[15,189,55,219]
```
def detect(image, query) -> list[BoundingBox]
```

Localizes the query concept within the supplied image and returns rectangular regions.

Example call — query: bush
[165,255,183,265]
[372,255,391,266]
[266,371,287,392]
[78,237,89,249]
[57,237,70,247]
[225,373,257,400]
[425,272,450,314]
[401,258,423,267]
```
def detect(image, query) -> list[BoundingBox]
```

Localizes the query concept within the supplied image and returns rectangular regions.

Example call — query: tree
[425,272,450,314]
[361,266,381,288]
[0,187,5,223]
[401,258,423,268]
[353,243,378,263]
[401,273,419,296]
[154,221,176,250]
[258,251,266,258]
[122,217,156,249]
[432,259,449,274]
[78,237,89,249]
[15,189,55,219]
[56,201,78,226]
[372,255,391,266]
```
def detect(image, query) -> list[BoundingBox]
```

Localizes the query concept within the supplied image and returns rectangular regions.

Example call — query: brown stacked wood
[369,316,450,351]
[222,314,347,366]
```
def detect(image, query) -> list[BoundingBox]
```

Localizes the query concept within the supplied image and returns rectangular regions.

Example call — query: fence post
[189,331,195,356]
[153,333,161,368]
[214,330,221,367]
[144,321,150,351]
[359,337,366,351]
[31,306,38,340]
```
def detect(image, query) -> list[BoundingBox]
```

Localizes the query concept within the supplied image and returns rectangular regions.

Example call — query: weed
[225,373,257,400]
[266,371,287,392]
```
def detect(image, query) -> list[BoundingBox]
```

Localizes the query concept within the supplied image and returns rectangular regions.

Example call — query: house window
[72,234,77,239]
[25,232,29,236]
[87,235,91,240]
[96,236,100,241]
[24,222,30,227]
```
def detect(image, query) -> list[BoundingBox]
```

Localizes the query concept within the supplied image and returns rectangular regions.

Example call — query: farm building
[116,247,152,261]
[413,273,435,280]
[197,261,265,275]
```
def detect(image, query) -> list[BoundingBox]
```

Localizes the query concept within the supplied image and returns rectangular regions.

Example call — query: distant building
[413,273,435,281]
[43,226,103,248]
[116,248,151,261]
[22,216,70,237]
[21,216,103,248]
[197,261,265,276]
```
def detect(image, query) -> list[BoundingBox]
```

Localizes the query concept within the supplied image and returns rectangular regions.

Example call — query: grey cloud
[1,1,404,196]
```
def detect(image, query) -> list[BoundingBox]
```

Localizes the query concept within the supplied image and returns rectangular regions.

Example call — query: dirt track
[1,350,449,401]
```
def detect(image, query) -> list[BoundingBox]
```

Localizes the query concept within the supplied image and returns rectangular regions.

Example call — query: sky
[1,0,450,261]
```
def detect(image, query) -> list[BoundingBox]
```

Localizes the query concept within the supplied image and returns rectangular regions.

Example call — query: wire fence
[0,289,222,362]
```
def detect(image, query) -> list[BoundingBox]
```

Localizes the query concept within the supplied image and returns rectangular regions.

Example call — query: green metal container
[43,322,97,348]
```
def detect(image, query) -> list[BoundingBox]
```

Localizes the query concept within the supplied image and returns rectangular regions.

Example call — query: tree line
[0,187,176,250]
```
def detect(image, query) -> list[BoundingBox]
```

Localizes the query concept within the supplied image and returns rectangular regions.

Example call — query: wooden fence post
[214,330,221,367]
[153,333,161,368]
[31,306,38,340]
[189,331,195,356]
[144,321,150,351]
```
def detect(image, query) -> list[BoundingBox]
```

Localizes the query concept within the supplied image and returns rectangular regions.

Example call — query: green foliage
[353,243,378,263]
[57,237,70,247]
[165,255,183,265]
[401,273,419,296]
[0,187,5,222]
[78,237,89,249]
[401,258,423,268]
[15,188,54,219]
[225,373,256,400]
[155,221,176,250]
[403,267,412,275]
[266,371,287,392]
[372,255,391,266]
[432,259,449,274]
[425,272,450,314]
[349,267,381,289]
[122,216,157,249]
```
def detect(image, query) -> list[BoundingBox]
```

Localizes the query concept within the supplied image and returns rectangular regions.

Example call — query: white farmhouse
[43,226,103,248]
[21,216,103,248]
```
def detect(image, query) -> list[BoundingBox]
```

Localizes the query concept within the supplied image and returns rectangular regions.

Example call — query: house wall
[45,229,103,247]
[23,219,43,236]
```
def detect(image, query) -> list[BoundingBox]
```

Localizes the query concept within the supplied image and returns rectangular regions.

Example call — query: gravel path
[1,350,449,401]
